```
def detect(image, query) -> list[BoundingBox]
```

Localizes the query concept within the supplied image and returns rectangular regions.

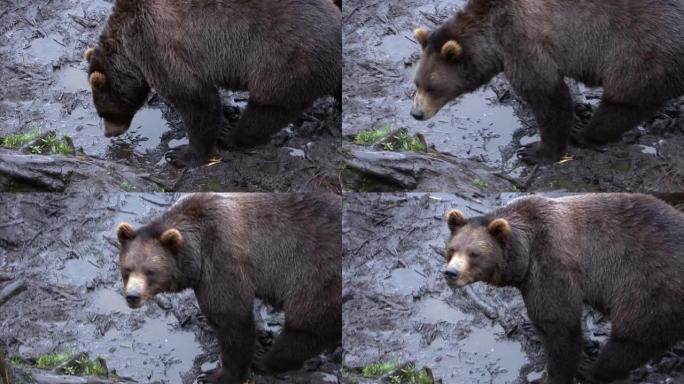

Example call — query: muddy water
[375,30,521,165]
[0,193,203,384]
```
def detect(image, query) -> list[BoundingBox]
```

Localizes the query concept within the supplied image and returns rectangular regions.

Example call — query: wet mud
[0,193,340,384]
[0,1,341,193]
[342,0,684,192]
[342,193,684,383]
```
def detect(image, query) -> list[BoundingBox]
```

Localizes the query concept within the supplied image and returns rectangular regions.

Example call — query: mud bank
[0,193,340,384]
[341,0,684,192]
[342,193,684,383]
[0,1,341,192]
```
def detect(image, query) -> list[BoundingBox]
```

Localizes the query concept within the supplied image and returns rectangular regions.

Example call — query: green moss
[354,126,392,145]
[29,132,73,156]
[120,181,136,192]
[1,129,40,149]
[387,364,433,384]
[2,129,73,155]
[35,352,71,369]
[64,354,106,377]
[382,131,426,152]
[472,178,487,190]
[361,359,400,378]
[9,356,23,365]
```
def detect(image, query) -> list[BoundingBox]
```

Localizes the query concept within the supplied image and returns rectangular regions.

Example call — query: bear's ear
[487,218,510,244]
[414,27,429,48]
[89,71,106,90]
[160,228,183,250]
[446,209,467,233]
[84,47,95,63]
[117,222,136,243]
[441,40,463,60]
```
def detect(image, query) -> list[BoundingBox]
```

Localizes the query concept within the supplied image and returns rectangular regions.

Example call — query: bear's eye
[122,267,132,275]
[145,270,156,278]
[469,252,480,259]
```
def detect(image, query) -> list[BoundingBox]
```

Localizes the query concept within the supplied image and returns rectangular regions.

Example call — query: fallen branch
[0,279,27,307]
[344,145,512,193]
[0,149,161,193]
[29,373,133,384]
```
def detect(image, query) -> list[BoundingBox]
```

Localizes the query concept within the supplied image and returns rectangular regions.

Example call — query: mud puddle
[0,1,341,192]
[0,193,340,384]
[342,0,684,192]
[342,193,684,383]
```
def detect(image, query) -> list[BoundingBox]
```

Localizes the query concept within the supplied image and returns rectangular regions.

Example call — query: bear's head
[411,27,483,120]
[116,222,183,308]
[84,46,150,137]
[442,209,511,288]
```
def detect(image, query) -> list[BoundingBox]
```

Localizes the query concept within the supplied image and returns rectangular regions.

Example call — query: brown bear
[116,193,342,383]
[412,0,684,164]
[442,193,684,384]
[86,0,341,167]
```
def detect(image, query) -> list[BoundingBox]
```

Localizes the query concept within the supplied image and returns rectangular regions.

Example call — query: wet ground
[342,193,684,383]
[0,0,341,193]
[0,193,340,384]
[341,0,684,192]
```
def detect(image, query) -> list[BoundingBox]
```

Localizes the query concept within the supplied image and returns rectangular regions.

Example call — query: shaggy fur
[117,193,342,384]
[443,193,684,384]
[88,0,341,167]
[413,0,684,164]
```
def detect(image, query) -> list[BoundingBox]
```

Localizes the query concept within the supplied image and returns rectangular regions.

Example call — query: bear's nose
[410,109,425,120]
[443,268,459,281]
[126,293,141,306]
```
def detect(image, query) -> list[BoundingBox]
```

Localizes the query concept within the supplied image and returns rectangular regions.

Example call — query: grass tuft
[35,352,71,369]
[1,129,40,149]
[382,131,426,152]
[388,363,433,384]
[354,126,392,145]
[29,132,73,155]
[361,359,400,378]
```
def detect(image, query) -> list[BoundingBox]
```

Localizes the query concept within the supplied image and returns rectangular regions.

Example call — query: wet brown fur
[87,0,341,167]
[443,193,684,384]
[117,193,341,384]
[414,0,684,164]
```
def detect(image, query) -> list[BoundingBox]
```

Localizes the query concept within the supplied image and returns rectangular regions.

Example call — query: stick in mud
[0,279,26,308]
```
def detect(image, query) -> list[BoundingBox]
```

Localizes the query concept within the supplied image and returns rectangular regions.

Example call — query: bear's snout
[443,267,460,281]
[410,107,425,121]
[104,119,131,137]
[126,292,142,307]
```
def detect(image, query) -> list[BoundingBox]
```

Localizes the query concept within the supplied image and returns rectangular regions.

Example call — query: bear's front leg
[201,311,255,384]
[523,283,583,384]
[514,81,574,165]
[534,320,582,384]
[164,88,222,168]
